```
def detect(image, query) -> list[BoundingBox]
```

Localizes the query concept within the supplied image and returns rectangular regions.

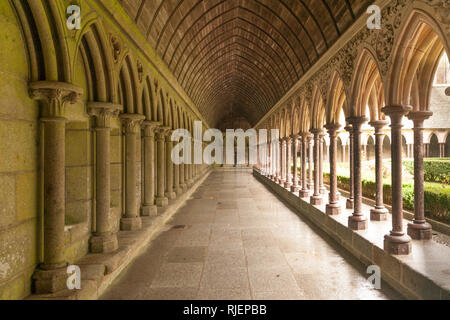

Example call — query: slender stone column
[345,125,354,209]
[284,137,293,188]
[299,133,310,198]
[88,102,121,253]
[325,123,341,215]
[308,135,314,189]
[120,114,145,231]
[319,131,327,195]
[280,139,286,184]
[310,129,323,205]
[382,105,412,255]
[407,111,433,240]
[174,151,181,196]
[141,121,160,216]
[369,120,389,221]
[347,117,368,230]
[29,81,83,294]
[165,131,177,200]
[156,127,170,206]
[291,135,300,192]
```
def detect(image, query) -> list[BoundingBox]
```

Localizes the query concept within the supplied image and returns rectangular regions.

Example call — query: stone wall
[0,2,39,299]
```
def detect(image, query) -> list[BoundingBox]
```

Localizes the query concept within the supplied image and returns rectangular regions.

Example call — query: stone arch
[298,97,311,134]
[351,48,385,120]
[387,10,449,110]
[118,56,137,114]
[310,86,326,129]
[326,71,349,125]
[12,0,63,81]
[77,23,114,103]
[429,133,440,158]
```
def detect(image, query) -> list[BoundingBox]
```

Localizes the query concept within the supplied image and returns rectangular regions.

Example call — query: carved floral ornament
[87,102,121,128]
[120,113,145,134]
[29,81,83,118]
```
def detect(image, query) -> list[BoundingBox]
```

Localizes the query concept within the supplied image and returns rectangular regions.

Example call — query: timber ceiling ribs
[121,0,373,127]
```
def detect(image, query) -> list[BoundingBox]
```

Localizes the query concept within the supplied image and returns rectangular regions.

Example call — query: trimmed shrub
[403,158,450,184]
[323,173,450,224]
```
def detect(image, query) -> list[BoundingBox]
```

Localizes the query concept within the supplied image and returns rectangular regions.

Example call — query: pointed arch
[351,48,385,120]
[387,10,449,111]
[326,71,349,124]
[310,86,326,129]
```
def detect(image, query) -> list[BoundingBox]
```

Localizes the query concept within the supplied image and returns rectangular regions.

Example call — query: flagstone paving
[101,169,401,300]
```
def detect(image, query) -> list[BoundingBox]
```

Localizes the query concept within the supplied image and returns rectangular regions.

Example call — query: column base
[407,222,432,240]
[141,204,158,216]
[187,179,194,186]
[326,203,341,215]
[165,191,177,200]
[308,183,314,190]
[336,191,341,201]
[290,185,300,192]
[310,195,323,205]
[384,233,412,255]
[320,187,327,195]
[175,188,183,197]
[156,197,169,207]
[180,184,187,192]
[120,217,142,231]
[278,179,286,186]
[348,215,367,230]
[346,199,354,209]
[284,182,292,188]
[370,207,388,221]
[32,265,68,294]
[299,189,310,198]
[90,234,118,253]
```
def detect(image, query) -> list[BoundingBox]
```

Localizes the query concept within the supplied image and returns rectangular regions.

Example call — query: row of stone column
[29,81,207,294]
[260,106,433,257]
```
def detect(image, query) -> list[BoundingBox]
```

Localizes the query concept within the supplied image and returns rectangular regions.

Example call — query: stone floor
[100,169,401,300]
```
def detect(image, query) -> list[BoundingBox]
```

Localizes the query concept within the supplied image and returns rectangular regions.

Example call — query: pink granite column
[29,81,83,294]
[280,138,287,185]
[284,137,293,188]
[308,134,314,189]
[369,120,389,221]
[407,111,433,240]
[325,123,341,215]
[310,129,323,205]
[345,125,354,209]
[299,133,310,198]
[291,135,300,192]
[382,105,412,255]
[319,131,327,195]
[347,117,368,230]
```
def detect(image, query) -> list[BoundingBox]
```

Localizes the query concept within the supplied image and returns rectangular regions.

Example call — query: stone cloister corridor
[101,169,398,300]
[0,0,449,304]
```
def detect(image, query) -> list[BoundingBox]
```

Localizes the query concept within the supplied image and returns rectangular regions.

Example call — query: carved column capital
[346,116,368,132]
[407,110,433,129]
[382,105,412,127]
[120,113,145,134]
[142,121,161,137]
[368,120,389,135]
[325,123,341,136]
[29,81,83,119]
[88,102,121,129]
[155,126,171,140]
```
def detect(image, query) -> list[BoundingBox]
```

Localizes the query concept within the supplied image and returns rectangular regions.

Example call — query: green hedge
[323,173,450,224]
[403,158,450,184]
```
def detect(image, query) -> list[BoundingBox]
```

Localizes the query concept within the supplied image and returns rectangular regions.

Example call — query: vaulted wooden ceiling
[121,0,373,127]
